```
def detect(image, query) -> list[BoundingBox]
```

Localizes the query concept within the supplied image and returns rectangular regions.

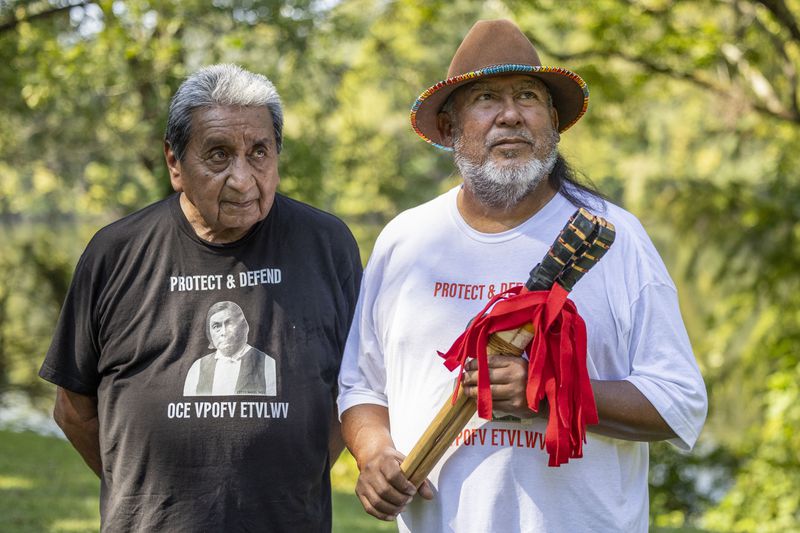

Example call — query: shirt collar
[215,343,251,363]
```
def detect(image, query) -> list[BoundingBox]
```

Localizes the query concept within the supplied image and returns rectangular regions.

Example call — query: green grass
[0,429,394,532]
[0,429,707,532]
[0,430,100,532]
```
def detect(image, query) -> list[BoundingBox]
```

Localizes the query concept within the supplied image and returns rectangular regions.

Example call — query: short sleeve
[337,255,389,417]
[624,282,708,450]
[38,250,102,396]
[335,233,363,356]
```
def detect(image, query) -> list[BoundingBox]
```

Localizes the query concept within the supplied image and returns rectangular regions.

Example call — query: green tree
[499,0,800,528]
[2,1,799,529]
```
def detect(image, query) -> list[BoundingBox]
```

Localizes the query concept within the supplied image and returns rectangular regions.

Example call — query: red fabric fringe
[438,284,598,467]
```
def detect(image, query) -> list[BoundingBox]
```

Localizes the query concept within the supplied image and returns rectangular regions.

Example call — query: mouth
[221,199,257,210]
[216,339,235,349]
[491,138,532,150]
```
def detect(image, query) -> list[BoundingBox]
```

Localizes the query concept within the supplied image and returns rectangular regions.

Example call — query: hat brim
[410,64,589,150]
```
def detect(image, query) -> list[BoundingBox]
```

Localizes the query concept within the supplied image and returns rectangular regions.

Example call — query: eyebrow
[199,136,273,151]
[199,135,232,151]
[251,138,273,147]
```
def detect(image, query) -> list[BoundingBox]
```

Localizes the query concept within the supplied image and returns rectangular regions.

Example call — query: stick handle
[400,323,534,487]
[405,390,477,487]
[400,386,473,481]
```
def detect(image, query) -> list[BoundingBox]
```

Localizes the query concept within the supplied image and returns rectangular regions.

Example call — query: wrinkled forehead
[444,74,551,115]
[466,75,550,94]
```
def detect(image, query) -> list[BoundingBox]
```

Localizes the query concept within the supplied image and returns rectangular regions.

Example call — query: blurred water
[0,391,64,438]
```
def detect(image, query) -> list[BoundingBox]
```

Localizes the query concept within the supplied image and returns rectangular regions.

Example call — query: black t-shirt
[40,193,362,532]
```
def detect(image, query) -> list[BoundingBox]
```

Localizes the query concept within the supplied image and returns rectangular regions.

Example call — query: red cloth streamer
[438,284,598,467]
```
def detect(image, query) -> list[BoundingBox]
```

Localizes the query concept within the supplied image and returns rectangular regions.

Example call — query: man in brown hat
[338,19,707,532]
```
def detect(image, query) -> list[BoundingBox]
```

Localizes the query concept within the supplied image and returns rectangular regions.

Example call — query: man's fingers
[353,449,416,522]
[373,476,414,506]
[464,354,522,371]
[463,355,528,386]
[418,479,435,500]
[463,371,519,390]
[462,355,533,418]
[463,369,510,387]
[463,382,514,399]
[355,473,410,517]
[366,487,407,515]
[378,453,416,495]
[462,384,475,398]
[356,490,399,521]
[353,448,436,521]
[387,466,415,494]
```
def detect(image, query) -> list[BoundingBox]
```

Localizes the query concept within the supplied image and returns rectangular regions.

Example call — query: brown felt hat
[410,19,589,150]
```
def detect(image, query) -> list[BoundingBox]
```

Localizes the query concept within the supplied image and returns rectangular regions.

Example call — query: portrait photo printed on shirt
[164,268,290,422]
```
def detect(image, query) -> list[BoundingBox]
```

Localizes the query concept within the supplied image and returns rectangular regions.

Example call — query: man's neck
[179,193,250,244]
[456,180,558,233]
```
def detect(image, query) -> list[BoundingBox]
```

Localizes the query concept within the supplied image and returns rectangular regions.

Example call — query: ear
[550,106,559,131]
[437,112,455,148]
[164,141,183,192]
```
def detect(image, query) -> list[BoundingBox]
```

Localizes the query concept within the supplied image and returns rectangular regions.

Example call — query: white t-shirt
[338,187,707,533]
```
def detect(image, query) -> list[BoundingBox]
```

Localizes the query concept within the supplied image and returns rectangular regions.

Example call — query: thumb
[417,479,435,500]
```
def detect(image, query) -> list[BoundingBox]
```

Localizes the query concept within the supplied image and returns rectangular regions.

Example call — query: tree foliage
[1,0,799,529]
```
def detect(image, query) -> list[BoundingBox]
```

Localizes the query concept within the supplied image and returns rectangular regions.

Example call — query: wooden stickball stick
[402,323,534,487]
[399,209,615,488]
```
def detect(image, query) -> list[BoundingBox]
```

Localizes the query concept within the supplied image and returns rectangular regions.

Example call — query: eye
[519,90,537,100]
[252,146,269,159]
[477,92,493,101]
[209,149,227,162]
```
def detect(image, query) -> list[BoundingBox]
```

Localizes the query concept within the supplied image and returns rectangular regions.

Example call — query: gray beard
[453,135,559,210]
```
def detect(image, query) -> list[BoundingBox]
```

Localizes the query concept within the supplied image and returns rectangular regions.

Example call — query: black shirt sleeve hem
[38,363,98,396]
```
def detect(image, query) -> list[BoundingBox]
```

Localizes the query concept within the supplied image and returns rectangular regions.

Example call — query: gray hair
[165,64,284,161]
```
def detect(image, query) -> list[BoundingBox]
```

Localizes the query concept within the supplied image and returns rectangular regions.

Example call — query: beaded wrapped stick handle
[400,208,615,488]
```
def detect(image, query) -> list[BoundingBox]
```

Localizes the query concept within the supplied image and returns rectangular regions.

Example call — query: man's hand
[341,404,433,521]
[462,354,543,419]
[354,446,434,521]
[462,356,677,441]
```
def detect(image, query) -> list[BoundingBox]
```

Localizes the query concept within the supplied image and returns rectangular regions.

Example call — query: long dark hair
[548,154,607,211]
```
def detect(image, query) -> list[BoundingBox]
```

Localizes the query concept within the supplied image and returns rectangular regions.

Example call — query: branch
[756,0,800,44]
[721,43,790,113]
[529,36,725,93]
[0,1,89,34]
[746,3,800,117]
[528,35,800,125]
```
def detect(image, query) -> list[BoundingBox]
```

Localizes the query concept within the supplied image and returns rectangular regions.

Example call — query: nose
[218,322,232,337]
[226,156,254,192]
[496,95,523,127]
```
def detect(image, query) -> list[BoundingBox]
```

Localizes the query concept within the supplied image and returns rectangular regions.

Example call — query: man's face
[208,309,248,357]
[165,105,280,243]
[439,75,560,209]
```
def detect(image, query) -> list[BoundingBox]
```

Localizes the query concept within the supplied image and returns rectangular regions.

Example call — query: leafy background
[1,0,798,531]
